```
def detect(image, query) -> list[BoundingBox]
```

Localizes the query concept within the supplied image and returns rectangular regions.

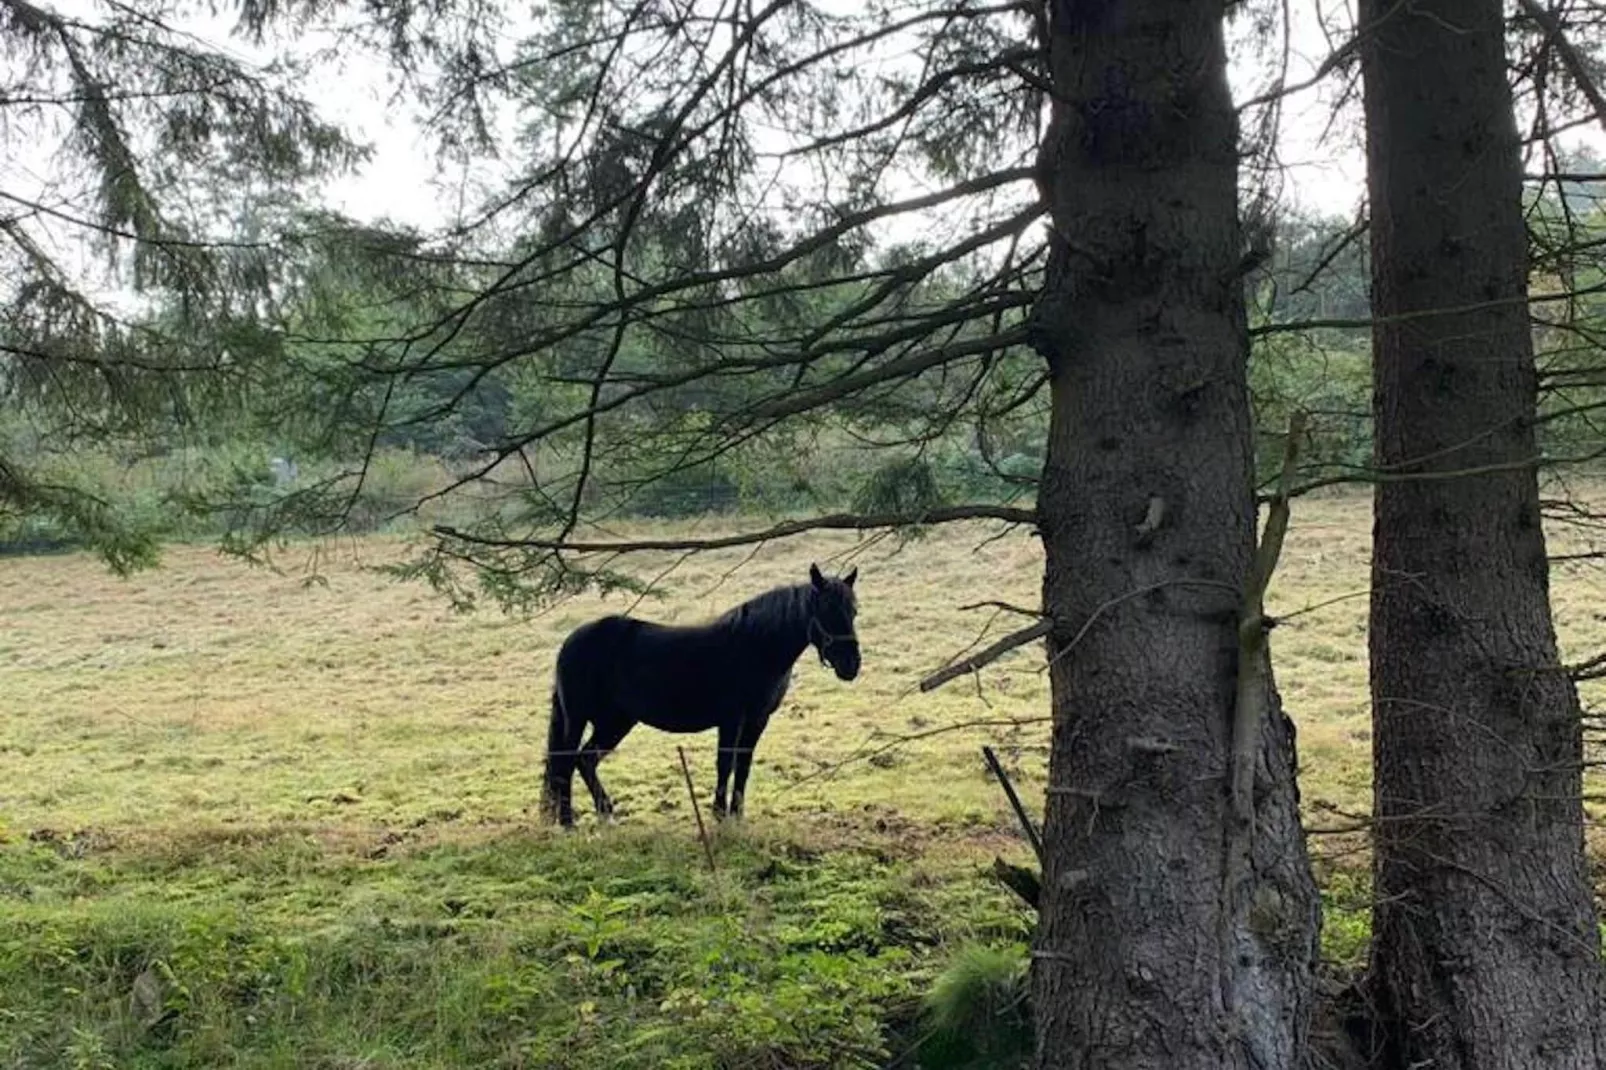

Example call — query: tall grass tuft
[914,942,1032,1069]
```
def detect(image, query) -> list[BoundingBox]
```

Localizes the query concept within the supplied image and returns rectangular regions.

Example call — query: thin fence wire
[535,716,1057,819]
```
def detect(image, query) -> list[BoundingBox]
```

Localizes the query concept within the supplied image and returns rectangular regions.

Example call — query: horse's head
[807,562,860,681]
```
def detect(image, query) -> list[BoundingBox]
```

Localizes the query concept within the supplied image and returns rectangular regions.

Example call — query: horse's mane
[713,583,812,638]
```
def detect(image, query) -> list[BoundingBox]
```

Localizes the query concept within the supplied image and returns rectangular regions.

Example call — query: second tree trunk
[1360,0,1605,1065]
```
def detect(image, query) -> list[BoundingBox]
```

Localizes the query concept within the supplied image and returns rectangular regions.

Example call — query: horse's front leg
[730,709,772,818]
[712,722,738,820]
[729,738,757,820]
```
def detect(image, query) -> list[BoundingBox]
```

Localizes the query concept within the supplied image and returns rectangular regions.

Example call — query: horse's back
[554,612,786,732]
[558,613,710,691]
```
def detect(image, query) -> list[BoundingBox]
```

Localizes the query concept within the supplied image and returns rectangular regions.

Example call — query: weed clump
[913,943,1032,1069]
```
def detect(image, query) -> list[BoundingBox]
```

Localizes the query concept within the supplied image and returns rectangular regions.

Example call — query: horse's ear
[843,566,857,589]
[809,563,826,590]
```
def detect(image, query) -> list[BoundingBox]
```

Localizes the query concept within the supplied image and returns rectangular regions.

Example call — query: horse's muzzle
[828,643,860,681]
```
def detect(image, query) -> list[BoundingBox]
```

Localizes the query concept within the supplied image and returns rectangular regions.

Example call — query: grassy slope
[2,492,1602,1067]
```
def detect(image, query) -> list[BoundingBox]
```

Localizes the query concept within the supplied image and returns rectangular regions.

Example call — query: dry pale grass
[3,491,1604,853]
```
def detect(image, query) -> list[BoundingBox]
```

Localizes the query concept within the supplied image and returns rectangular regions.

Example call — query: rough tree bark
[1029,2,1319,1067]
[1359,0,1606,1065]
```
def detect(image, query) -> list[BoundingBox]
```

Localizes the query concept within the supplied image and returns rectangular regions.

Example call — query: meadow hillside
[2,490,1603,1068]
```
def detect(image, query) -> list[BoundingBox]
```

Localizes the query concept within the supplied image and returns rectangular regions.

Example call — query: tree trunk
[1359,0,1606,1065]
[1029,3,1319,1067]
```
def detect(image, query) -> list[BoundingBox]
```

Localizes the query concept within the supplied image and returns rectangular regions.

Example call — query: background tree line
[13,182,1606,549]
[0,203,1377,547]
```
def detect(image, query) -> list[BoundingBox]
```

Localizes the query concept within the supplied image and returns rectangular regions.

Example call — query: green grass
[3,823,1029,1068]
[2,490,1603,1066]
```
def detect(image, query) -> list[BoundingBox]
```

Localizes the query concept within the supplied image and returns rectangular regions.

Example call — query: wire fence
[535,713,1058,829]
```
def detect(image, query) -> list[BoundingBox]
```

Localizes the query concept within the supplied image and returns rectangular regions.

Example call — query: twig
[971,668,993,708]
[982,745,1044,863]
[1272,586,1372,625]
[1037,577,1239,676]
[1569,652,1606,681]
[677,746,717,874]
[958,599,1045,618]
[745,325,1034,421]
[1509,651,1606,681]
[1249,274,1606,339]
[920,618,1052,692]
[1235,29,1363,112]
[624,549,697,616]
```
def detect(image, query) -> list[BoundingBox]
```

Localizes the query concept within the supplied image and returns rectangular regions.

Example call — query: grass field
[3,491,1604,1068]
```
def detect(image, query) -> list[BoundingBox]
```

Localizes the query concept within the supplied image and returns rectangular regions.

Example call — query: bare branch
[919,617,1052,693]
[433,502,1036,555]
[1228,410,1305,883]
[738,325,1034,424]
[1236,29,1361,113]
[1253,275,1606,339]
[960,599,1045,618]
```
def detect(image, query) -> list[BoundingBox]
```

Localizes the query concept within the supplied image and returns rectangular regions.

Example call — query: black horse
[541,563,860,826]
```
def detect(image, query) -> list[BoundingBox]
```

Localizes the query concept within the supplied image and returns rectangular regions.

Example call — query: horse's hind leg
[546,760,578,828]
[544,686,588,828]
[576,718,634,822]
[546,751,580,828]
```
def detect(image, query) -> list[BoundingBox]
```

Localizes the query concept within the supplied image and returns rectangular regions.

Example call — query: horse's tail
[541,682,578,820]
[543,685,563,781]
